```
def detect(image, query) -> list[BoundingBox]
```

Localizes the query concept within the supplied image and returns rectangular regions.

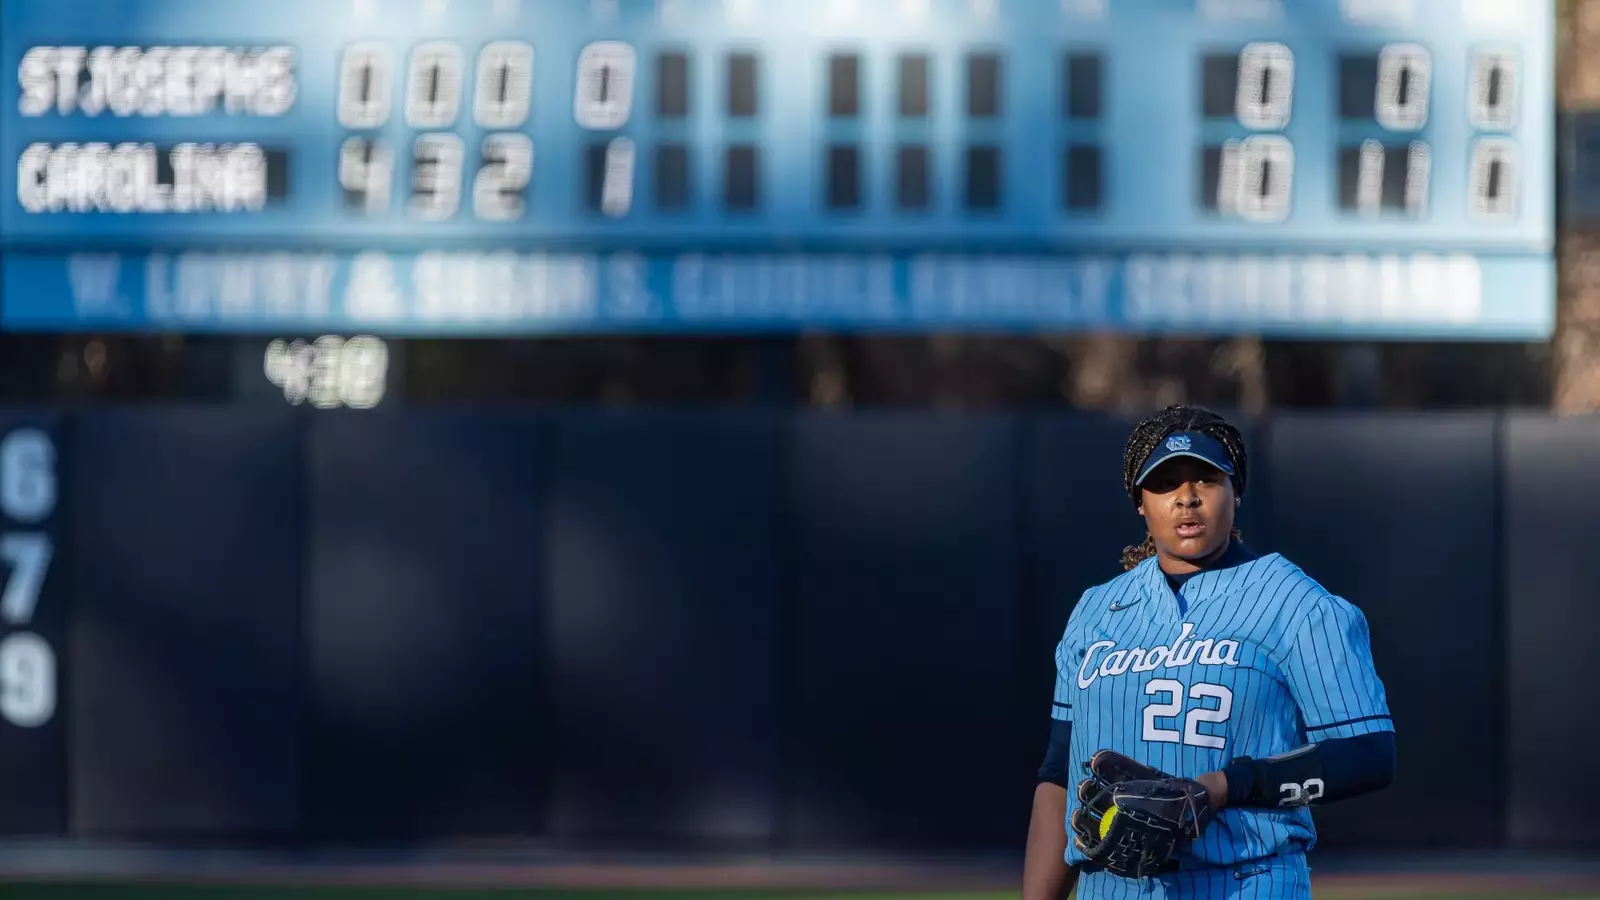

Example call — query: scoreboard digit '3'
[0,0,1555,337]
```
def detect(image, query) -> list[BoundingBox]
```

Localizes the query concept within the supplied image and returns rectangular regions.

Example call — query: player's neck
[1157,540,1235,576]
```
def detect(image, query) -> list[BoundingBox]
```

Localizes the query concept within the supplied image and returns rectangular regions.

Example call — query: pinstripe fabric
[1050,552,1392,897]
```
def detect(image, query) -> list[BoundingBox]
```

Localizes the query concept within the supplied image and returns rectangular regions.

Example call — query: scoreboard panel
[0,0,1557,337]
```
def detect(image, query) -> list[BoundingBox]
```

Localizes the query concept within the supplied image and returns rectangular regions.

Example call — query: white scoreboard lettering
[0,428,58,730]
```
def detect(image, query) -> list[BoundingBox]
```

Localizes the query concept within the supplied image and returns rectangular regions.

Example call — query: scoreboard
[0,0,1556,337]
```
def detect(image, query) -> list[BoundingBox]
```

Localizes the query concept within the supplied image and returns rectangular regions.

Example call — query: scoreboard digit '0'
[0,0,1555,337]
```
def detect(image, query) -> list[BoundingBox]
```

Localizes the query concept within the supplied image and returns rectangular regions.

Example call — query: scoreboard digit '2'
[0,0,1555,337]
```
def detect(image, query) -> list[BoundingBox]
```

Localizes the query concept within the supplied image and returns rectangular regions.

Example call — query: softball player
[1022,405,1397,900]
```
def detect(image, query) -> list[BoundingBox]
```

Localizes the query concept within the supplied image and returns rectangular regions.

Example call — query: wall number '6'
[1142,679,1233,750]
[1,429,56,523]
[1280,778,1325,806]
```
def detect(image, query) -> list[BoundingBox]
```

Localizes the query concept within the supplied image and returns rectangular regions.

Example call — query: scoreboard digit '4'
[0,0,1556,337]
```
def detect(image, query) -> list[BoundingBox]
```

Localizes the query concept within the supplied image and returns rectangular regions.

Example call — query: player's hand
[1075,750,1224,812]
[1195,770,1228,811]
[1071,772,1215,879]
[1083,749,1166,785]
[1069,751,1217,879]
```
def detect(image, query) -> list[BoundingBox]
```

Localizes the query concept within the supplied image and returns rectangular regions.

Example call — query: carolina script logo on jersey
[1075,623,1241,689]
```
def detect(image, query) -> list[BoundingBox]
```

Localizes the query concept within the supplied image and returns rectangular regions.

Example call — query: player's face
[1137,457,1236,572]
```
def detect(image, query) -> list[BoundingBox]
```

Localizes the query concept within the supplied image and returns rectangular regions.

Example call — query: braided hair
[1119,405,1249,571]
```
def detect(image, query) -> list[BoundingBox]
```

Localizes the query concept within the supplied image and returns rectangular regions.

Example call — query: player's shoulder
[1245,552,1334,605]
[1086,559,1152,597]
[1258,553,1372,633]
[1076,561,1152,615]
[1055,562,1148,642]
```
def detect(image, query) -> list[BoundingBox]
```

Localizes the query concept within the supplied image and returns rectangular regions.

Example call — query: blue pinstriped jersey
[1052,551,1394,868]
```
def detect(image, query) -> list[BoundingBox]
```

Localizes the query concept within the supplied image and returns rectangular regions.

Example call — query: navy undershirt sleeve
[1316,729,1397,798]
[1038,719,1073,788]
[1224,730,1396,808]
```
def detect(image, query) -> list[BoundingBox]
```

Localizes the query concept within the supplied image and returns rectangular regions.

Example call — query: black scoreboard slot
[266,148,290,199]
[1383,146,1412,203]
[655,143,690,210]
[1201,53,1239,119]
[1337,142,1430,215]
[585,142,609,211]
[1201,145,1223,211]
[1339,54,1380,119]
[967,53,1001,118]
[657,52,690,119]
[826,144,861,210]
[829,53,860,118]
[727,53,759,118]
[1337,147,1361,209]
[1064,52,1102,120]
[1063,144,1102,211]
[897,144,930,211]
[965,144,1001,210]
[725,144,759,211]
[899,54,930,118]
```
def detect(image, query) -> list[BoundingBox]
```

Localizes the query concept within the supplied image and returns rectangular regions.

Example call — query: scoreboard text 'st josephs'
[0,0,1555,337]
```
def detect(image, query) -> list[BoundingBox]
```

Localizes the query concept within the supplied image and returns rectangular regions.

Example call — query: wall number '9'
[1142,679,1234,751]
[0,634,54,729]
[0,429,58,730]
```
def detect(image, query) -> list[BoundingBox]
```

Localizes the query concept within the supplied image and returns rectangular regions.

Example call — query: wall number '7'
[1142,679,1233,750]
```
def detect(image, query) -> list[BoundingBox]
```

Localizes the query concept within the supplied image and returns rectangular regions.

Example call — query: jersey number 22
[1142,680,1233,751]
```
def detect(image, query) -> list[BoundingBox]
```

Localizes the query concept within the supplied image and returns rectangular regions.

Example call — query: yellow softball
[1099,806,1118,839]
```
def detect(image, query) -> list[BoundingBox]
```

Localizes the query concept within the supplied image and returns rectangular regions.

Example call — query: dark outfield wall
[0,409,1589,853]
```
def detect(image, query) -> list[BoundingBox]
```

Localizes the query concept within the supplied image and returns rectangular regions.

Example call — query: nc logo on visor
[1165,435,1192,452]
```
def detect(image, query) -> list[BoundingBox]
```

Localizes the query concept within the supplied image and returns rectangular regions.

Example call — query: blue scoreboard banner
[0,0,1556,337]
